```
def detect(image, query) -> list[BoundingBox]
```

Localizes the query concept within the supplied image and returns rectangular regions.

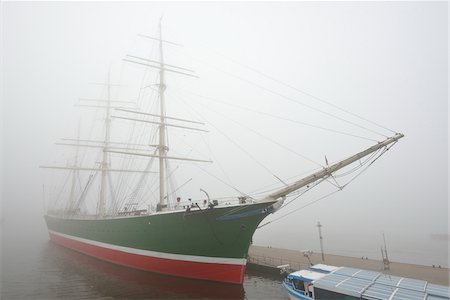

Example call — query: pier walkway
[248,245,449,286]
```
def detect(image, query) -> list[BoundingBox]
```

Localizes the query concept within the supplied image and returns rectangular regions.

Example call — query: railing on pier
[247,254,311,272]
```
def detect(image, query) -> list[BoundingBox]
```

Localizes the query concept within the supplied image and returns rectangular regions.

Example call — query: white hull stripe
[48,230,247,266]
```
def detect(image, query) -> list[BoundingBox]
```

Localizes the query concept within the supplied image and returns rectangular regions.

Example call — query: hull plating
[45,202,274,284]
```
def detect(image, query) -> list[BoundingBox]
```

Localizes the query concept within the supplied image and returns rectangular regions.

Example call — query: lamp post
[317,221,325,262]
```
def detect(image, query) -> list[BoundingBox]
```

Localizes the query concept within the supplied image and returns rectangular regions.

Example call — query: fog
[1,0,448,272]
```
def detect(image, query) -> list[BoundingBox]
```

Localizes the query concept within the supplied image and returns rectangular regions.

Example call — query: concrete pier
[248,245,449,286]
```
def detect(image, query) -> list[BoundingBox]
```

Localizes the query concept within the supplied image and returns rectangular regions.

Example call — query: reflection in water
[2,240,285,299]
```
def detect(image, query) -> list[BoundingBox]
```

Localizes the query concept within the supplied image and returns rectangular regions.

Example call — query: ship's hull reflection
[48,241,245,299]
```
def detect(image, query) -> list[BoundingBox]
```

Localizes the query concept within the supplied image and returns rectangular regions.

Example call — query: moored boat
[282,265,450,300]
[45,201,278,284]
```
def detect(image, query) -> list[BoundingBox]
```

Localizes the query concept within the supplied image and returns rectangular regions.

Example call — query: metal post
[317,221,325,262]
[382,233,390,270]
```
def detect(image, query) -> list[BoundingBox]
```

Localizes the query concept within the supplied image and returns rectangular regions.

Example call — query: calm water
[1,238,286,299]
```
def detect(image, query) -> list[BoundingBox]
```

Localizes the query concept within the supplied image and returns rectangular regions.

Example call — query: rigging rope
[72,168,100,213]
[257,189,341,229]
[194,46,398,135]
[52,169,74,211]
[191,98,325,167]
[174,87,378,143]
[257,143,394,229]
[201,134,242,195]
[195,164,248,196]
[184,54,389,138]
[172,92,287,183]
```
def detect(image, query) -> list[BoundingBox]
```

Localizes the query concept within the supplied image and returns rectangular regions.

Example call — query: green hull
[45,201,277,283]
[45,201,275,259]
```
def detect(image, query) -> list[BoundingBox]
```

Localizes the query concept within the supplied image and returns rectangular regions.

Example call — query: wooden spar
[55,142,156,151]
[126,55,195,73]
[137,33,183,47]
[75,104,138,110]
[60,138,156,148]
[115,108,205,125]
[104,149,212,163]
[78,98,137,104]
[123,59,200,79]
[258,133,404,202]
[89,82,124,87]
[111,115,209,132]
[39,165,155,173]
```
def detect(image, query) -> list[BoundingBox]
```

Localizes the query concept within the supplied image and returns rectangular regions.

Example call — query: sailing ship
[42,23,404,284]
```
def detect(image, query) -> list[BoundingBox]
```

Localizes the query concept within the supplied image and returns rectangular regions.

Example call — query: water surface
[2,238,285,299]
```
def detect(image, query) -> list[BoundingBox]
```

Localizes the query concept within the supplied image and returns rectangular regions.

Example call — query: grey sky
[1,1,448,267]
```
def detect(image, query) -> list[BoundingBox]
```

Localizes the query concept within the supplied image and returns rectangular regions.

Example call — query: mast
[158,19,168,207]
[67,122,80,212]
[259,133,404,202]
[98,71,112,216]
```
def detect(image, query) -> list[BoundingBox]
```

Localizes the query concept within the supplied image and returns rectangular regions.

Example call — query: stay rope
[193,46,397,135]
[257,143,396,229]
[184,52,390,138]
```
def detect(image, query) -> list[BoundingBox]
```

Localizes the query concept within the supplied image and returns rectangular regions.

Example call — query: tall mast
[98,71,112,216]
[158,19,167,207]
[67,121,81,212]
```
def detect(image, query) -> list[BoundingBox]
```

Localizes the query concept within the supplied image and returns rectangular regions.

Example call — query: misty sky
[1,1,448,267]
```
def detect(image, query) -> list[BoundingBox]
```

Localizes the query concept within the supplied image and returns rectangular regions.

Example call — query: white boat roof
[287,269,329,282]
[313,266,450,299]
[309,264,339,273]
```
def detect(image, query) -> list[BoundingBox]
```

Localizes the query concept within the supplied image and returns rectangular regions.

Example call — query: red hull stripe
[49,231,246,284]
[48,230,246,265]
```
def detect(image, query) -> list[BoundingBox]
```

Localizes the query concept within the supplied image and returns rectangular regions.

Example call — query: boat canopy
[313,266,450,300]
